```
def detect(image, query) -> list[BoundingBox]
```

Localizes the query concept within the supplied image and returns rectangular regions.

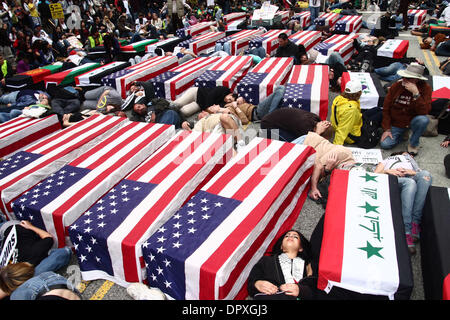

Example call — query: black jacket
[275,40,300,61]
[196,86,231,110]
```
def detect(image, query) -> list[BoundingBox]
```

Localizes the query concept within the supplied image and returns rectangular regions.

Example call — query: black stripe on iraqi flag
[388,174,414,300]
[369,72,387,109]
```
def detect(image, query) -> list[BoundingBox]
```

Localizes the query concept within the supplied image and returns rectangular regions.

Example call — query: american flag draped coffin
[120,39,159,53]
[341,72,386,110]
[142,138,316,300]
[75,61,130,87]
[290,11,311,29]
[317,170,413,300]
[67,130,233,285]
[101,56,179,99]
[248,29,292,56]
[12,121,175,248]
[0,114,61,159]
[44,63,101,88]
[280,64,329,120]
[151,56,221,101]
[176,21,217,39]
[314,12,340,27]
[334,15,362,33]
[407,9,427,27]
[275,11,290,24]
[376,39,409,59]
[0,115,126,219]
[188,31,226,55]
[236,57,294,105]
[314,33,358,64]
[194,56,253,91]
[217,29,265,55]
[5,63,63,90]
[289,30,322,52]
[223,12,247,24]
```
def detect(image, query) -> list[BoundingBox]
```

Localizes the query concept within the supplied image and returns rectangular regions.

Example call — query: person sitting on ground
[374,151,432,254]
[247,229,316,300]
[380,63,432,155]
[274,32,305,64]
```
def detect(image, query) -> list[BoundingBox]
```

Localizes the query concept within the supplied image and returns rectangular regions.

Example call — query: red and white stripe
[0,115,126,217]
[228,29,265,55]
[408,9,427,26]
[317,12,340,27]
[0,115,61,159]
[255,29,292,56]
[335,15,362,33]
[377,39,409,59]
[225,18,246,31]
[189,31,225,55]
[80,130,233,285]
[292,11,311,29]
[275,10,290,24]
[287,64,329,120]
[289,30,322,51]
[189,21,217,37]
[323,33,359,63]
[40,122,176,248]
[223,12,247,24]
[182,138,316,299]
[205,56,253,90]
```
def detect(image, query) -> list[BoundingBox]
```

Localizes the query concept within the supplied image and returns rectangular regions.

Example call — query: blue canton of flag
[176,28,188,39]
[178,38,194,49]
[101,68,133,88]
[248,36,264,50]
[237,72,267,105]
[194,70,226,88]
[216,36,233,44]
[0,151,42,181]
[314,17,325,26]
[314,42,335,55]
[150,71,180,99]
[68,179,157,277]
[281,84,312,111]
[141,190,242,300]
[407,14,415,26]
[334,21,347,32]
[11,165,90,231]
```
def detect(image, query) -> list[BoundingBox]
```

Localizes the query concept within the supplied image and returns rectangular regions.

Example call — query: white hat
[344,80,362,94]
[397,62,428,80]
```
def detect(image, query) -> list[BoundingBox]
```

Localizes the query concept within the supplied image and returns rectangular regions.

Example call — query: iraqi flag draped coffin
[151,56,221,101]
[217,29,265,55]
[0,114,126,219]
[280,64,329,120]
[314,12,340,27]
[377,39,409,59]
[236,57,294,105]
[194,56,253,91]
[44,62,101,88]
[74,61,130,87]
[341,72,386,110]
[248,29,292,56]
[0,114,61,159]
[314,33,358,64]
[408,9,427,27]
[5,63,63,90]
[101,56,179,99]
[432,75,450,100]
[334,15,362,33]
[67,130,233,285]
[12,121,175,248]
[317,169,413,300]
[142,138,316,300]
[145,37,183,55]
[120,39,158,53]
[290,11,311,29]
[289,30,322,52]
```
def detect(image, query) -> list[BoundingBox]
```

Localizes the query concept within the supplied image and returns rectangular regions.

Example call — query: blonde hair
[0,262,35,295]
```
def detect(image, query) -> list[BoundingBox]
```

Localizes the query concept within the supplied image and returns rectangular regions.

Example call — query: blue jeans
[215,42,231,55]
[256,85,286,119]
[380,115,430,149]
[0,91,19,105]
[291,135,307,145]
[10,271,78,300]
[0,109,23,123]
[34,247,72,276]
[326,52,345,67]
[374,62,406,82]
[157,109,181,128]
[309,6,320,24]
[397,170,432,234]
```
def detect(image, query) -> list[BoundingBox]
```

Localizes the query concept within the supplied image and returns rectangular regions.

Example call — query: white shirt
[441,6,450,27]
[309,0,320,8]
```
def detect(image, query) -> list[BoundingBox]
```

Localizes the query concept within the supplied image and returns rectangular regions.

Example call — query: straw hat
[397,62,428,80]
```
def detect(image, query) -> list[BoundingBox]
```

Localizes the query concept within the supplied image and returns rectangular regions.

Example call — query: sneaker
[406,234,416,255]
[411,222,421,242]
[407,144,419,156]
[235,140,246,153]
[126,283,167,300]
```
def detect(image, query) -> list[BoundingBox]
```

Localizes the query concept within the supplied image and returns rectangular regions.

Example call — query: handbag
[423,105,449,137]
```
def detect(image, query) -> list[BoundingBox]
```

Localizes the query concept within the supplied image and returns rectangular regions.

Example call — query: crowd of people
[0,0,449,301]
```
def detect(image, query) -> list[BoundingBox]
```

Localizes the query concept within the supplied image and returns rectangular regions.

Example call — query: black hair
[231,93,238,100]
[269,229,312,262]
[278,33,289,41]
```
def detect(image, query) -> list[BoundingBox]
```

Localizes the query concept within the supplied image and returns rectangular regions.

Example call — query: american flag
[176,21,217,39]
[142,138,316,300]
[289,30,322,52]
[12,121,175,248]
[194,56,253,91]
[225,19,246,31]
[408,9,427,27]
[334,15,363,33]
[290,11,311,29]
[0,115,61,159]
[101,56,179,99]
[281,64,329,120]
[188,32,225,55]
[223,12,247,24]
[314,12,340,27]
[236,57,294,105]
[151,57,221,101]
[75,61,130,87]
[248,29,292,57]
[216,29,264,55]
[67,130,233,285]
[0,115,126,219]
[275,10,290,24]
[315,33,358,64]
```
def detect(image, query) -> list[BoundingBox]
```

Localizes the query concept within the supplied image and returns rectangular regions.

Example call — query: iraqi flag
[195,56,252,91]
[289,30,322,52]
[12,121,175,248]
[0,115,126,219]
[248,29,292,56]
[432,75,450,100]
[120,39,158,53]
[341,72,386,110]
[44,63,100,88]
[334,15,362,33]
[0,114,61,159]
[314,33,358,64]
[225,29,265,55]
[408,9,427,27]
[145,37,183,55]
[142,138,316,300]
[290,11,311,29]
[281,64,329,120]
[318,169,413,300]
[75,61,130,87]
[377,39,409,59]
[68,130,233,285]
[5,63,63,90]
[314,12,340,27]
[151,57,221,101]
[101,56,179,99]
[236,57,294,105]
[188,32,225,55]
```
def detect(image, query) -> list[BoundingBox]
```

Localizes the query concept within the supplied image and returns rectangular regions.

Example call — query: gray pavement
[58,14,449,301]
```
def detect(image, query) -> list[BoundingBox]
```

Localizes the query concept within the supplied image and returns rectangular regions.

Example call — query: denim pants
[435,40,450,57]
[309,6,320,23]
[0,91,19,105]
[0,109,23,123]
[215,42,231,55]
[397,170,432,234]
[157,109,181,128]
[374,62,406,82]
[33,246,73,276]
[380,115,430,149]
[255,85,286,119]
[325,52,345,67]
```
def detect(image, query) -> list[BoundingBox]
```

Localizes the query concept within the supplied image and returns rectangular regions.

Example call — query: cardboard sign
[50,3,64,19]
